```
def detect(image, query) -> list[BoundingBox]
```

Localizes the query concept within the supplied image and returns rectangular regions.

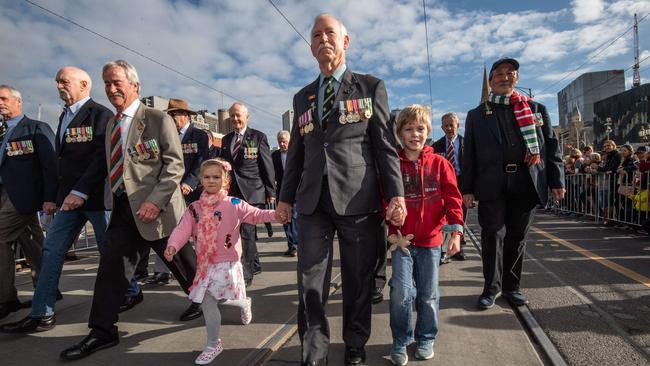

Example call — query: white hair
[277,130,290,140]
[0,85,22,101]
[229,102,249,116]
[102,59,140,93]
[312,13,348,37]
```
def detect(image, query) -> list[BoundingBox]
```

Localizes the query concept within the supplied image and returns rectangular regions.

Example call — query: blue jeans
[389,245,441,348]
[30,210,140,316]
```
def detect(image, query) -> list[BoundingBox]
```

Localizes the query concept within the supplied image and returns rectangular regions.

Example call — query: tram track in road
[465,225,569,366]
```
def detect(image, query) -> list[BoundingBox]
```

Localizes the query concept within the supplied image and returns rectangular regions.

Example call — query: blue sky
[1,0,649,144]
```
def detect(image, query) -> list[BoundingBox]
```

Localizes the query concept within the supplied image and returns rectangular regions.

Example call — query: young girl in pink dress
[164,158,276,365]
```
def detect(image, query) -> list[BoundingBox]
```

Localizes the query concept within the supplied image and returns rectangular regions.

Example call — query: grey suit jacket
[279,69,403,216]
[105,103,185,241]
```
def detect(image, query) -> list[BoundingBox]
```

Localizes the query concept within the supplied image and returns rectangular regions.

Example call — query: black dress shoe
[179,302,202,321]
[451,250,467,261]
[253,268,262,276]
[344,346,366,365]
[144,272,171,286]
[502,290,529,306]
[439,253,451,265]
[60,335,119,360]
[119,291,143,313]
[284,248,297,257]
[302,357,328,366]
[371,287,383,305]
[477,291,501,310]
[245,278,253,287]
[266,225,274,237]
[0,300,23,320]
[0,314,55,333]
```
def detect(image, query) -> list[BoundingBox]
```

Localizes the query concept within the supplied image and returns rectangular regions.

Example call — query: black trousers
[296,179,381,363]
[372,221,388,291]
[477,169,538,296]
[88,195,197,340]
[240,203,263,281]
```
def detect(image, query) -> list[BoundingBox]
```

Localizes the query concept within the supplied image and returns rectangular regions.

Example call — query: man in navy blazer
[432,112,467,262]
[462,58,565,310]
[0,85,56,320]
[220,102,275,286]
[0,67,121,333]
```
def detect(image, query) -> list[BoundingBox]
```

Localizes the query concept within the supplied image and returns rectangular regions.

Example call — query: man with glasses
[461,58,565,310]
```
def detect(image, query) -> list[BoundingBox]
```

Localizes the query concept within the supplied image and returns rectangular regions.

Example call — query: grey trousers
[0,187,43,304]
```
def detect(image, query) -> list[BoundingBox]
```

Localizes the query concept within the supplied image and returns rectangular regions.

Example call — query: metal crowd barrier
[548,170,650,228]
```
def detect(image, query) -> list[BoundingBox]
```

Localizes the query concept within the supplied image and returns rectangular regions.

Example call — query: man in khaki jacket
[61,60,198,361]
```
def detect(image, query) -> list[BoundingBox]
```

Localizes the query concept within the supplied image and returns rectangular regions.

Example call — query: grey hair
[312,13,348,37]
[277,130,290,140]
[441,112,459,123]
[229,102,249,116]
[0,85,22,101]
[102,60,140,93]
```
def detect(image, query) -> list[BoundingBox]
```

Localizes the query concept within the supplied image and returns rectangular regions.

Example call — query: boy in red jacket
[388,104,464,365]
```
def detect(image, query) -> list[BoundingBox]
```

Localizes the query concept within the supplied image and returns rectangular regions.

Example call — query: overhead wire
[22,0,282,118]
[267,0,310,46]
[538,13,649,94]
[422,0,435,112]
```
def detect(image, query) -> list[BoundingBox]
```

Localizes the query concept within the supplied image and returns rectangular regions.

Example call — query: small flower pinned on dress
[230,197,241,205]
[214,211,222,221]
[224,234,233,248]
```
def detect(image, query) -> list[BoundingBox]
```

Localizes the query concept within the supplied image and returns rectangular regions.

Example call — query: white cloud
[572,0,605,24]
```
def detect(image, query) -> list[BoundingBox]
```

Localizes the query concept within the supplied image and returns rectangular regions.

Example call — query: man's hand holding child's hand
[164,247,177,262]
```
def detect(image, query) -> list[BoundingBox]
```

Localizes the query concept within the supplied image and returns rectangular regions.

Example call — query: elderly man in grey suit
[61,60,198,360]
[276,14,406,366]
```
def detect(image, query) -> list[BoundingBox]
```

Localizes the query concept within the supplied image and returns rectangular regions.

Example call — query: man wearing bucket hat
[461,57,565,310]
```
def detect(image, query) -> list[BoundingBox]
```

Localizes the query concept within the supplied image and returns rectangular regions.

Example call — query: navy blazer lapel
[181,125,193,144]
[304,77,320,128]
[55,110,65,154]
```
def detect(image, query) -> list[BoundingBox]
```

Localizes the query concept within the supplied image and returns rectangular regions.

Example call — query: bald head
[56,66,92,106]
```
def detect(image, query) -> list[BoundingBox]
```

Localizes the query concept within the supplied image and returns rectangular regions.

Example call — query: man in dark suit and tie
[461,58,565,310]
[220,102,275,286]
[272,130,297,257]
[0,85,57,320]
[276,14,406,366]
[0,67,119,333]
[432,112,467,263]
[141,98,210,287]
[61,60,199,360]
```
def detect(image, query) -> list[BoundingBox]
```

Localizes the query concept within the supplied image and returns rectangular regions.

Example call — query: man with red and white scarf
[461,58,565,310]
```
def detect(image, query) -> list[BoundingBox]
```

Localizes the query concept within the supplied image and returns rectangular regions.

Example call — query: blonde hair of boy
[395,104,432,135]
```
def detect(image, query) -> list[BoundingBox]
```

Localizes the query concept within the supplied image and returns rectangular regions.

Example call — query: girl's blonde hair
[200,158,231,190]
[396,104,432,135]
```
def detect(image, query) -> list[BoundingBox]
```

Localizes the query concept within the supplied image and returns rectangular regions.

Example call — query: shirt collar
[179,122,191,135]
[119,99,141,118]
[5,114,24,128]
[65,96,91,115]
[319,63,347,87]
[235,127,247,137]
[447,135,457,144]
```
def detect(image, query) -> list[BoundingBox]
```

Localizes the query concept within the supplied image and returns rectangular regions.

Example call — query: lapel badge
[534,113,544,126]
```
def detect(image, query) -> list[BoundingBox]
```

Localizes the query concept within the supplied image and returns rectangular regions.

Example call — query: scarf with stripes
[488,91,540,159]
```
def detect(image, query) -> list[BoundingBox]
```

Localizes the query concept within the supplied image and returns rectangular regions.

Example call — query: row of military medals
[298,109,314,136]
[128,139,160,161]
[65,127,93,143]
[6,140,35,156]
[339,98,373,124]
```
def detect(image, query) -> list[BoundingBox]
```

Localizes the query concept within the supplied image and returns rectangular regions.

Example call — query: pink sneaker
[241,297,252,325]
[195,340,223,365]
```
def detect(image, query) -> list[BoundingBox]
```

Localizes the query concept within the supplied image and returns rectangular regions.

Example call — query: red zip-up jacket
[387,145,464,247]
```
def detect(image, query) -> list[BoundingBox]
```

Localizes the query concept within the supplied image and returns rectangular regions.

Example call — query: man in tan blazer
[61,60,199,361]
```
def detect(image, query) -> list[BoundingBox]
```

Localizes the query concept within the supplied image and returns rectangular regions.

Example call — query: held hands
[61,193,85,211]
[137,201,161,223]
[462,194,476,208]
[447,233,462,256]
[163,246,176,262]
[42,202,57,215]
[181,183,192,195]
[386,196,406,226]
[276,201,292,224]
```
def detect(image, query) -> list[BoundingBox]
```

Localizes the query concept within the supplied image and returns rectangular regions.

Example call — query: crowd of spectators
[561,140,650,234]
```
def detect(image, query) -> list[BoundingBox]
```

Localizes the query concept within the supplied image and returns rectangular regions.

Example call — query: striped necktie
[446,139,456,167]
[232,133,241,157]
[109,113,125,196]
[321,76,335,130]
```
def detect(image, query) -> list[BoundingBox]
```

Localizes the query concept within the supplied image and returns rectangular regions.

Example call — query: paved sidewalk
[1,224,542,365]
